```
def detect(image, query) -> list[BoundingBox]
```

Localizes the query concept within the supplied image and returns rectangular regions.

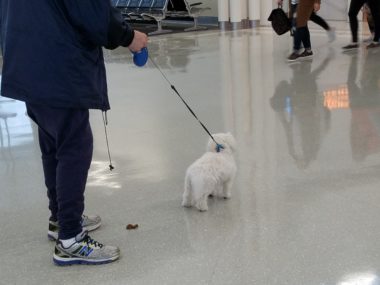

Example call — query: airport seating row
[111,0,210,35]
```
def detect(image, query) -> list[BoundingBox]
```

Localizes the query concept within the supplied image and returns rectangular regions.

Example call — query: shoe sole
[287,57,300,62]
[367,45,380,49]
[48,222,102,241]
[287,54,313,62]
[342,49,359,54]
[53,254,119,266]
[299,55,313,60]
[342,47,359,52]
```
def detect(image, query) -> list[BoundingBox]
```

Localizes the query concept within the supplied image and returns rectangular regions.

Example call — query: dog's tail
[182,176,192,207]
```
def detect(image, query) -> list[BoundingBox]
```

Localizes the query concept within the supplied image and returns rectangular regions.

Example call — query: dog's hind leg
[192,178,209,211]
[223,179,233,199]
[182,176,192,208]
[214,183,224,198]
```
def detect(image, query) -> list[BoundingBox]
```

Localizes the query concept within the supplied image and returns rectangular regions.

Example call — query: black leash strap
[148,56,223,151]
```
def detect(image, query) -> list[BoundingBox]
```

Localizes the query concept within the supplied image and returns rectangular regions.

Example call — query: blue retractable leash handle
[132,47,224,152]
[132,47,149,67]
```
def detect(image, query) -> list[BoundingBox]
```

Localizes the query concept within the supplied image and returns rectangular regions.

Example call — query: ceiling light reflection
[87,160,121,191]
[0,97,34,148]
[323,85,350,110]
[338,272,380,285]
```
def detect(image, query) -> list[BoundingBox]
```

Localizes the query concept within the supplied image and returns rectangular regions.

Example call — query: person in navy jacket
[0,0,148,265]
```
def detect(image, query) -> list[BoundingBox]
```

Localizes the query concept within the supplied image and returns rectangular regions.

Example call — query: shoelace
[83,235,103,248]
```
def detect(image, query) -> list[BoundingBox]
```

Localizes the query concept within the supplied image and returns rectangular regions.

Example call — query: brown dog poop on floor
[126,224,139,230]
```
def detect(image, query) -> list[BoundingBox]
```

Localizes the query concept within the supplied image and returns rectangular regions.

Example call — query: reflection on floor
[2,24,380,285]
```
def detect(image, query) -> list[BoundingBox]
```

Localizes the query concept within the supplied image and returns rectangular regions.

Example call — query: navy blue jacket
[0,0,135,110]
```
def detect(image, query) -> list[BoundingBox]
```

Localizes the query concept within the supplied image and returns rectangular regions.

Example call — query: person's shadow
[270,54,332,169]
[348,52,380,162]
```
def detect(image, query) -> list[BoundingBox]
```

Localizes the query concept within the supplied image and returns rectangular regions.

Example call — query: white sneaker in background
[363,34,375,43]
[327,27,336,43]
[48,214,101,241]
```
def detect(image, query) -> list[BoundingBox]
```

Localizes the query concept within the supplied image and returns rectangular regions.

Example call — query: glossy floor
[1,24,380,285]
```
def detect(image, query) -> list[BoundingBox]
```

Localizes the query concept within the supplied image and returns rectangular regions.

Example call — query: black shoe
[298,49,313,60]
[342,43,359,50]
[366,42,380,49]
[287,51,301,62]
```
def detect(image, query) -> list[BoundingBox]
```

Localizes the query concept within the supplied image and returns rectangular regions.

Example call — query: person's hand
[128,30,148,53]
[314,3,321,12]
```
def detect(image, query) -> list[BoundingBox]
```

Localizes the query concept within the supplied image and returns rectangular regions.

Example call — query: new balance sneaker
[298,49,313,60]
[342,43,359,51]
[53,231,120,266]
[48,214,101,241]
[366,41,380,49]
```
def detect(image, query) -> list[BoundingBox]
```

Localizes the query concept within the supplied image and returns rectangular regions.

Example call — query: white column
[248,0,260,25]
[241,0,248,21]
[260,0,273,26]
[230,0,242,29]
[218,0,229,22]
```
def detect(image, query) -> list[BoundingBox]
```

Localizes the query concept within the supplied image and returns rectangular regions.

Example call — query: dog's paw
[223,193,231,199]
[195,203,208,212]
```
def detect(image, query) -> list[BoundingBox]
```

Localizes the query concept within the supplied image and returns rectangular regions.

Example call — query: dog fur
[182,133,237,211]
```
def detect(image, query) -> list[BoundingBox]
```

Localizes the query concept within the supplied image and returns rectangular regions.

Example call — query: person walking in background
[0,0,148,265]
[363,3,375,42]
[285,0,335,42]
[278,0,322,61]
[343,0,380,50]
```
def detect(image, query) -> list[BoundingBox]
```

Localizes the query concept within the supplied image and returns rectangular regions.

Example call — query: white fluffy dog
[182,133,237,211]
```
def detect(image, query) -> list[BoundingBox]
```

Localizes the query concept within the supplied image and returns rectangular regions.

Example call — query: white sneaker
[48,214,101,241]
[327,27,336,43]
[363,34,374,43]
[342,43,359,51]
[53,231,120,266]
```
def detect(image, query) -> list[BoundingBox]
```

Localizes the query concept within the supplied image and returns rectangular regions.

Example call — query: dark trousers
[294,26,311,50]
[292,4,311,50]
[349,0,380,42]
[26,103,93,240]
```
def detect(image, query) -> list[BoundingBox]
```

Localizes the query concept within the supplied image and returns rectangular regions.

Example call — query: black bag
[268,5,291,35]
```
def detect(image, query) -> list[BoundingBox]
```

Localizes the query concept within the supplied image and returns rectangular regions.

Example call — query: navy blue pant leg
[39,126,59,222]
[26,103,93,240]
[294,26,311,51]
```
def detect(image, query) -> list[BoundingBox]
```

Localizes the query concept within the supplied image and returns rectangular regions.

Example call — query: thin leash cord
[148,55,223,150]
[102,111,115,171]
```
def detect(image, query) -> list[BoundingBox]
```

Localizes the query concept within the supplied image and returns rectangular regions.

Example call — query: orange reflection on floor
[323,85,350,110]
